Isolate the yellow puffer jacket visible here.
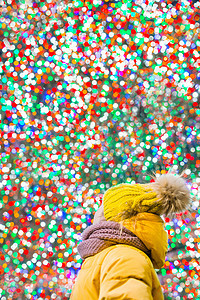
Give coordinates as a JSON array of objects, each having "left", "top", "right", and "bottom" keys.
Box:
[{"left": 70, "top": 213, "right": 168, "bottom": 300}]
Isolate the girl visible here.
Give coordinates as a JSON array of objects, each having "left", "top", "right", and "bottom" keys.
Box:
[{"left": 71, "top": 173, "right": 190, "bottom": 299}]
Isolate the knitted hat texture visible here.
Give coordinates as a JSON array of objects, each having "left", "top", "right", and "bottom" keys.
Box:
[{"left": 103, "top": 173, "right": 191, "bottom": 221}]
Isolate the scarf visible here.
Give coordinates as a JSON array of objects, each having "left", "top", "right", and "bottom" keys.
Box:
[{"left": 78, "top": 221, "right": 151, "bottom": 260}]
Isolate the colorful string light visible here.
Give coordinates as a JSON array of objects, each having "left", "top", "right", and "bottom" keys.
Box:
[{"left": 0, "top": 0, "right": 199, "bottom": 299}]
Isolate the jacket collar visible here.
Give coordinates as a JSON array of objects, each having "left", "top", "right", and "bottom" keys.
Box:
[{"left": 122, "top": 212, "right": 168, "bottom": 269}]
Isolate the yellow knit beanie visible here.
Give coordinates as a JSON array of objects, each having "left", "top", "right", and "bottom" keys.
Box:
[{"left": 103, "top": 173, "right": 191, "bottom": 221}]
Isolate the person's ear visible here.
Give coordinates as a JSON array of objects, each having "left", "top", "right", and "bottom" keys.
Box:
[{"left": 93, "top": 204, "right": 106, "bottom": 224}]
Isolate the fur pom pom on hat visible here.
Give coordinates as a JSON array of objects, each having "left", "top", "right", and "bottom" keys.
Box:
[
  {"left": 149, "top": 173, "right": 191, "bottom": 216},
  {"left": 103, "top": 173, "right": 191, "bottom": 221}
]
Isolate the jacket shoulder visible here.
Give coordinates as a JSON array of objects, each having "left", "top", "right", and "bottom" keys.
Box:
[
  {"left": 100, "top": 245, "right": 153, "bottom": 283},
  {"left": 101, "top": 245, "right": 163, "bottom": 299},
  {"left": 104, "top": 244, "right": 153, "bottom": 268}
]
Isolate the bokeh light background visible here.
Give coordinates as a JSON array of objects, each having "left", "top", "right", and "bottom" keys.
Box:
[{"left": 0, "top": 0, "right": 200, "bottom": 299}]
